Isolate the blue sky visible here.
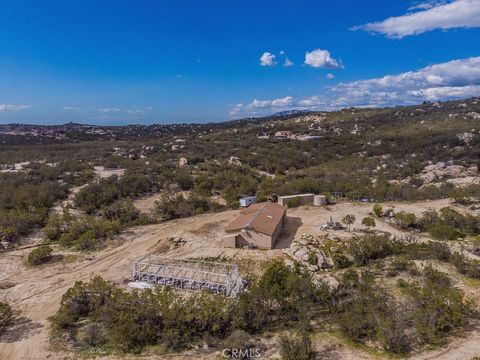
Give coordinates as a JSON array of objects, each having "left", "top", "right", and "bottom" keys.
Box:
[{"left": 0, "top": 0, "right": 479, "bottom": 124}]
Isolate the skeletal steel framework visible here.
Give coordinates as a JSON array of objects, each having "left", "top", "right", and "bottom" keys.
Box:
[{"left": 131, "top": 255, "right": 245, "bottom": 297}]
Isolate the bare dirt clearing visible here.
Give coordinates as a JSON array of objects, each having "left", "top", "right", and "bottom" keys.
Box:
[
  {"left": 93, "top": 166, "right": 125, "bottom": 179},
  {"left": 133, "top": 193, "right": 162, "bottom": 214},
  {"left": 0, "top": 199, "right": 479, "bottom": 359}
]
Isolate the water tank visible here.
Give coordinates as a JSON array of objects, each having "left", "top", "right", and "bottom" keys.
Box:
[{"left": 314, "top": 195, "right": 327, "bottom": 206}]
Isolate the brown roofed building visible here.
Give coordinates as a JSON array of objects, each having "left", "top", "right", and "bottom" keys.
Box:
[{"left": 223, "top": 202, "right": 286, "bottom": 249}]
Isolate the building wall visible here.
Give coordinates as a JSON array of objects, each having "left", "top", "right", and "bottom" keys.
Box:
[
  {"left": 237, "top": 230, "right": 271, "bottom": 249},
  {"left": 278, "top": 194, "right": 314, "bottom": 207},
  {"left": 270, "top": 213, "right": 285, "bottom": 247},
  {"left": 223, "top": 234, "right": 238, "bottom": 248}
]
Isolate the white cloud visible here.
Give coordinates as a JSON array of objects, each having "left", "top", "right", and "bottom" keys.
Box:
[
  {"left": 326, "top": 73, "right": 335, "bottom": 79},
  {"left": 407, "top": 84, "right": 480, "bottom": 100},
  {"left": 408, "top": 1, "right": 449, "bottom": 11},
  {"left": 230, "top": 56, "right": 480, "bottom": 116},
  {"left": 0, "top": 104, "right": 31, "bottom": 112},
  {"left": 304, "top": 49, "right": 343, "bottom": 69},
  {"left": 99, "top": 107, "right": 121, "bottom": 113},
  {"left": 62, "top": 106, "right": 80, "bottom": 111},
  {"left": 284, "top": 57, "right": 294, "bottom": 67},
  {"left": 126, "top": 106, "right": 153, "bottom": 116},
  {"left": 259, "top": 52, "right": 277, "bottom": 66},
  {"left": 229, "top": 96, "right": 294, "bottom": 116},
  {"left": 126, "top": 108, "right": 146, "bottom": 115},
  {"left": 353, "top": 0, "right": 480, "bottom": 38},
  {"left": 271, "top": 96, "right": 294, "bottom": 107}
]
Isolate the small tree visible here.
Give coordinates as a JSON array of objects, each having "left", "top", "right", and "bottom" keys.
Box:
[
  {"left": 342, "top": 214, "right": 356, "bottom": 231},
  {"left": 279, "top": 330, "right": 313, "bottom": 360},
  {"left": 394, "top": 211, "right": 417, "bottom": 230},
  {"left": 0, "top": 301, "right": 12, "bottom": 329},
  {"left": 362, "top": 217, "right": 375, "bottom": 230},
  {"left": 27, "top": 246, "right": 53, "bottom": 266},
  {"left": 373, "top": 203, "right": 383, "bottom": 217}
]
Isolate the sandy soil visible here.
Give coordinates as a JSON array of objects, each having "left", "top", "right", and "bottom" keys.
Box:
[
  {"left": 134, "top": 193, "right": 162, "bottom": 214},
  {"left": 0, "top": 162, "right": 30, "bottom": 173},
  {"left": 51, "top": 185, "right": 86, "bottom": 216},
  {"left": 93, "top": 166, "right": 125, "bottom": 179},
  {"left": 0, "top": 199, "right": 478, "bottom": 360}
]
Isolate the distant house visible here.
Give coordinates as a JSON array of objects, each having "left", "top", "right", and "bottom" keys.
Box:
[
  {"left": 239, "top": 196, "right": 256, "bottom": 207},
  {"left": 274, "top": 131, "right": 292, "bottom": 140},
  {"left": 223, "top": 202, "right": 286, "bottom": 249}
]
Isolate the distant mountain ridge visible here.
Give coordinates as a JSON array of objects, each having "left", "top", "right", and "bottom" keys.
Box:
[{"left": 272, "top": 110, "right": 311, "bottom": 117}]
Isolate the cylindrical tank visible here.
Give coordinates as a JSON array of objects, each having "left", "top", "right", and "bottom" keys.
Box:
[{"left": 314, "top": 195, "right": 327, "bottom": 206}]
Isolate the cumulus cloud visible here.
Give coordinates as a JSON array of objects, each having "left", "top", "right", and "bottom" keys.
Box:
[
  {"left": 304, "top": 49, "right": 343, "bottom": 69},
  {"left": 0, "top": 104, "right": 31, "bottom": 112},
  {"left": 259, "top": 52, "right": 277, "bottom": 66},
  {"left": 326, "top": 73, "right": 335, "bottom": 79},
  {"left": 229, "top": 96, "right": 294, "bottom": 116},
  {"left": 353, "top": 0, "right": 480, "bottom": 38},
  {"left": 230, "top": 56, "right": 480, "bottom": 116},
  {"left": 407, "top": 85, "right": 480, "bottom": 100}
]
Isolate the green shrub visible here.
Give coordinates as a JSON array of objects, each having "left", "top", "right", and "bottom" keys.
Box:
[
  {"left": 394, "top": 211, "right": 417, "bottom": 230},
  {"left": 372, "top": 203, "right": 383, "bottom": 217},
  {"left": 307, "top": 252, "right": 317, "bottom": 265},
  {"left": 27, "top": 246, "right": 53, "bottom": 266},
  {"left": 279, "top": 330, "right": 313, "bottom": 360},
  {"left": 337, "top": 271, "right": 409, "bottom": 354},
  {"left": 103, "top": 199, "right": 141, "bottom": 225},
  {"left": 286, "top": 197, "right": 302, "bottom": 208},
  {"left": 387, "top": 256, "right": 418, "bottom": 277},
  {"left": 427, "top": 223, "right": 462, "bottom": 240},
  {"left": 361, "top": 217, "right": 375, "bottom": 229},
  {"left": 153, "top": 192, "right": 214, "bottom": 220},
  {"left": 0, "top": 302, "right": 12, "bottom": 329},
  {"left": 341, "top": 214, "right": 356, "bottom": 230},
  {"left": 44, "top": 211, "right": 121, "bottom": 250},
  {"left": 223, "top": 329, "right": 252, "bottom": 352},
  {"left": 403, "top": 267, "right": 472, "bottom": 343},
  {"left": 346, "top": 234, "right": 395, "bottom": 265},
  {"left": 332, "top": 253, "right": 352, "bottom": 269},
  {"left": 449, "top": 252, "right": 480, "bottom": 279}
]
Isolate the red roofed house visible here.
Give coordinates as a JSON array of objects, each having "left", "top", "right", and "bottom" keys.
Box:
[{"left": 223, "top": 202, "right": 286, "bottom": 249}]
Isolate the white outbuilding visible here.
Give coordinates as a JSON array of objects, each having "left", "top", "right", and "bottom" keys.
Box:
[{"left": 239, "top": 196, "right": 257, "bottom": 207}]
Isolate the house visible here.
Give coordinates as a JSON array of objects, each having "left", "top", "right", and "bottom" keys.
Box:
[
  {"left": 239, "top": 196, "right": 256, "bottom": 207},
  {"left": 223, "top": 202, "right": 286, "bottom": 249},
  {"left": 274, "top": 131, "right": 292, "bottom": 140}
]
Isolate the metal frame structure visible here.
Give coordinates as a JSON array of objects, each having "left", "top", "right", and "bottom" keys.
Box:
[{"left": 131, "top": 255, "right": 244, "bottom": 297}]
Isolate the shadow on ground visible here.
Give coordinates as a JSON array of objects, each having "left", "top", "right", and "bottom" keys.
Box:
[
  {"left": 0, "top": 316, "right": 43, "bottom": 343},
  {"left": 275, "top": 216, "right": 303, "bottom": 249}
]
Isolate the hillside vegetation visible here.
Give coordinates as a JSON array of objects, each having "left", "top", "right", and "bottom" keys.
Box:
[{"left": 1, "top": 98, "right": 480, "bottom": 248}]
